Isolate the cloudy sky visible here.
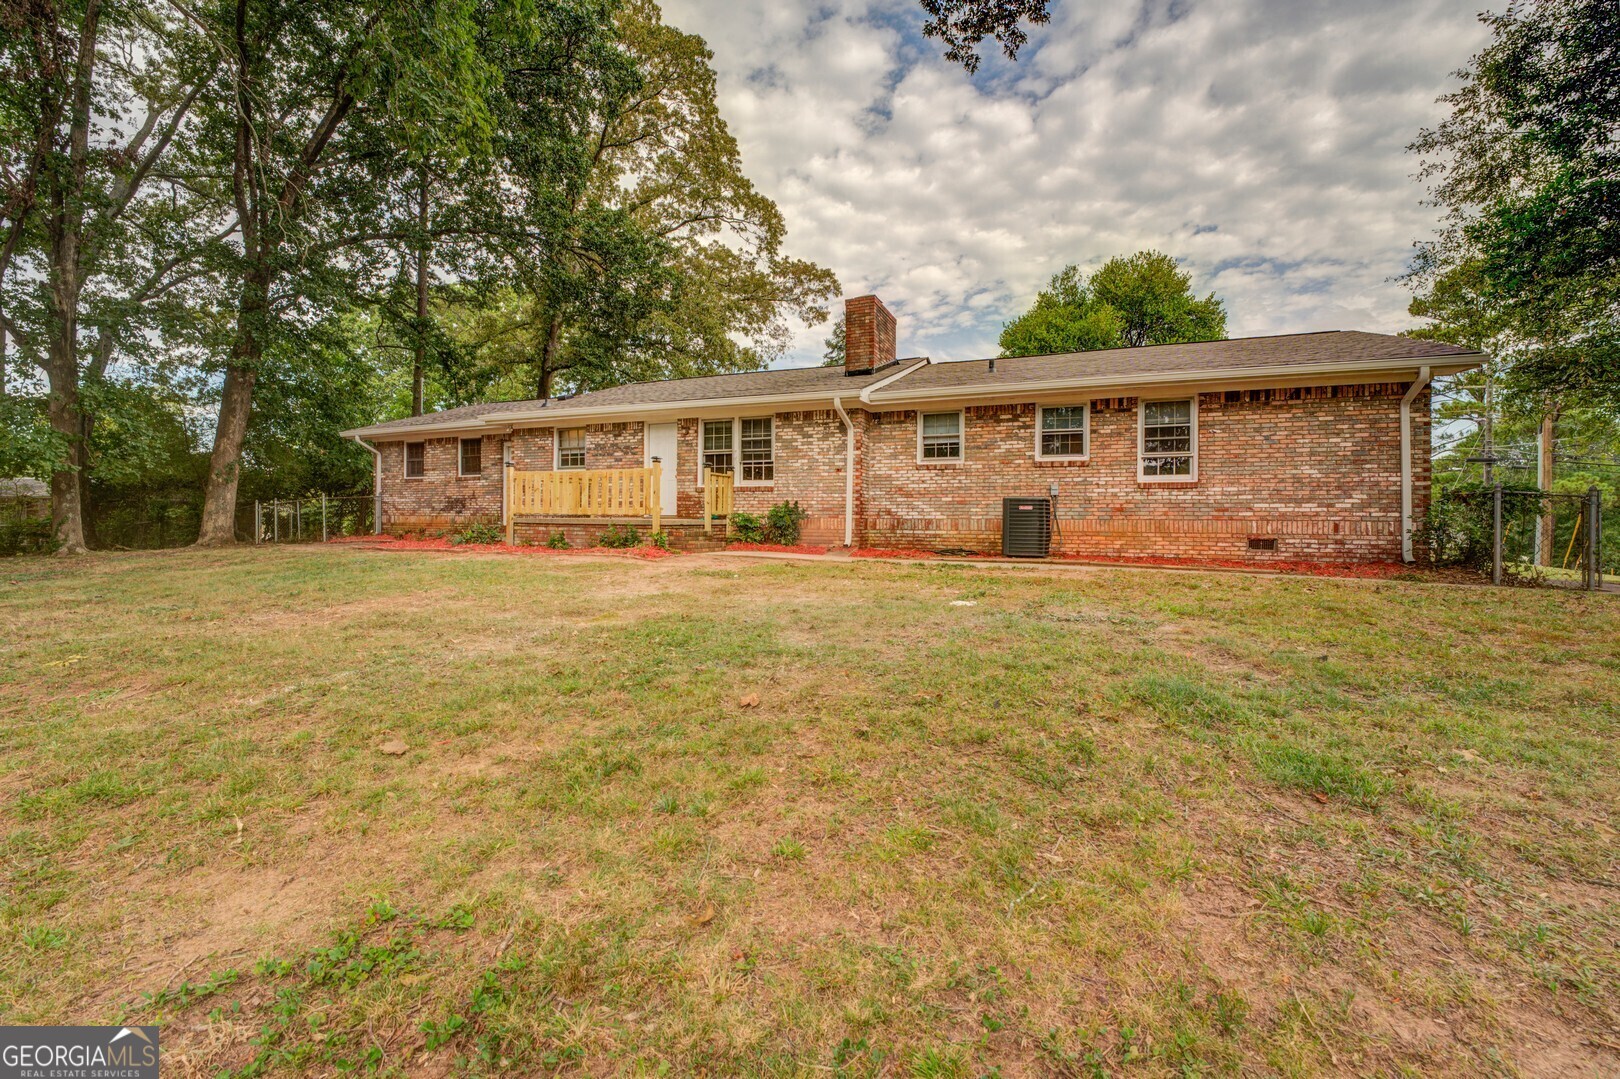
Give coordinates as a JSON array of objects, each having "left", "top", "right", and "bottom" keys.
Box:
[{"left": 658, "top": 0, "right": 1490, "bottom": 367}]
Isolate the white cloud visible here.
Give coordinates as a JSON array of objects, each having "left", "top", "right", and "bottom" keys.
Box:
[{"left": 660, "top": 0, "right": 1490, "bottom": 364}]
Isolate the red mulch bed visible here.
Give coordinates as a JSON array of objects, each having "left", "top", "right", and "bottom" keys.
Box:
[
  {"left": 329, "top": 535, "right": 675, "bottom": 560},
  {"left": 723, "top": 542, "right": 830, "bottom": 555}
]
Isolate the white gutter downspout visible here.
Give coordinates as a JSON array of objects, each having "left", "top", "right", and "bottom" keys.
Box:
[
  {"left": 1400, "top": 365, "right": 1432, "bottom": 563},
  {"left": 350, "top": 435, "right": 383, "bottom": 535},
  {"left": 832, "top": 397, "right": 855, "bottom": 547}
]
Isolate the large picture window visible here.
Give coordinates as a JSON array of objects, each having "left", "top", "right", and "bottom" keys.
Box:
[
  {"left": 556, "top": 428, "right": 586, "bottom": 470},
  {"left": 1036, "top": 405, "right": 1088, "bottom": 459},
  {"left": 919, "top": 411, "right": 963, "bottom": 461},
  {"left": 404, "top": 442, "right": 426, "bottom": 478},
  {"left": 1139, "top": 398, "right": 1197, "bottom": 480}
]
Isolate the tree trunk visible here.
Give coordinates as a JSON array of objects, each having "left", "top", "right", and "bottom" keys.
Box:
[
  {"left": 196, "top": 267, "right": 269, "bottom": 545},
  {"left": 41, "top": 0, "right": 100, "bottom": 555},
  {"left": 1538, "top": 411, "right": 1556, "bottom": 566},
  {"left": 412, "top": 174, "right": 429, "bottom": 416},
  {"left": 537, "top": 316, "right": 561, "bottom": 399},
  {"left": 45, "top": 358, "right": 88, "bottom": 554},
  {"left": 197, "top": 364, "right": 256, "bottom": 544}
]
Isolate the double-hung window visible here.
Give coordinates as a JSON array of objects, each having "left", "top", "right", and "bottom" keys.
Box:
[
  {"left": 458, "top": 437, "right": 482, "bottom": 476},
  {"left": 556, "top": 428, "right": 586, "bottom": 470},
  {"left": 1036, "top": 405, "right": 1088, "bottom": 459},
  {"left": 703, "top": 418, "right": 774, "bottom": 482},
  {"left": 739, "top": 418, "right": 774, "bottom": 482},
  {"left": 404, "top": 442, "right": 426, "bottom": 478},
  {"left": 702, "top": 420, "right": 734, "bottom": 475},
  {"left": 1139, "top": 398, "right": 1197, "bottom": 480},
  {"left": 919, "top": 411, "right": 963, "bottom": 461}
]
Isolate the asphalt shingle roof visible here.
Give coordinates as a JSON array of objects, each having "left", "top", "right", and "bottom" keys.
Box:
[
  {"left": 876, "top": 331, "right": 1478, "bottom": 397},
  {"left": 345, "top": 331, "right": 1479, "bottom": 437},
  {"left": 346, "top": 360, "right": 920, "bottom": 436}
]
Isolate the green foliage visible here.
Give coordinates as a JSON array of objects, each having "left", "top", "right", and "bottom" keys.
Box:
[
  {"left": 919, "top": 0, "right": 1052, "bottom": 74},
  {"left": 822, "top": 315, "right": 845, "bottom": 367},
  {"left": 999, "top": 252, "right": 1225, "bottom": 357},
  {"left": 728, "top": 511, "right": 765, "bottom": 543},
  {"left": 1410, "top": 0, "right": 1620, "bottom": 411},
  {"left": 0, "top": 396, "right": 64, "bottom": 481},
  {"left": 449, "top": 522, "right": 505, "bottom": 546},
  {"left": 0, "top": 518, "right": 58, "bottom": 557},
  {"left": 1416, "top": 479, "right": 1544, "bottom": 574},
  {"left": 647, "top": 529, "right": 670, "bottom": 550},
  {"left": 764, "top": 500, "right": 808, "bottom": 545},
  {"left": 595, "top": 523, "right": 641, "bottom": 548},
  {"left": 999, "top": 265, "right": 1123, "bottom": 357},
  {"left": 545, "top": 530, "right": 571, "bottom": 550},
  {"left": 1089, "top": 252, "right": 1228, "bottom": 348}
]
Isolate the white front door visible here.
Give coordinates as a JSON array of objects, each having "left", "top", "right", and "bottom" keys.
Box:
[{"left": 644, "top": 423, "right": 679, "bottom": 516}]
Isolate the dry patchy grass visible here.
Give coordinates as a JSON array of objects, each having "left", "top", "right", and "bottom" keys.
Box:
[{"left": 0, "top": 546, "right": 1617, "bottom": 1077}]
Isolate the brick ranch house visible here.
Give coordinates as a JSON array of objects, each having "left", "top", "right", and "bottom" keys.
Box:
[{"left": 343, "top": 295, "right": 1483, "bottom": 562}]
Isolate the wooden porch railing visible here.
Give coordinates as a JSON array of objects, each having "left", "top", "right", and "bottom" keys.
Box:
[
  {"left": 702, "top": 468, "right": 734, "bottom": 534},
  {"left": 505, "top": 464, "right": 661, "bottom": 543}
]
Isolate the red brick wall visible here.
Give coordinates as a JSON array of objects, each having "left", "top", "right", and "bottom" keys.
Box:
[
  {"left": 857, "top": 384, "right": 1426, "bottom": 562},
  {"left": 844, "top": 295, "right": 896, "bottom": 375},
  {"left": 376, "top": 383, "right": 1427, "bottom": 562},
  {"left": 378, "top": 434, "right": 504, "bottom": 533},
  {"left": 673, "top": 411, "right": 853, "bottom": 543}
]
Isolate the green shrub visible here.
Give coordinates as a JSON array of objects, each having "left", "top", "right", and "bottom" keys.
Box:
[
  {"left": 648, "top": 530, "right": 670, "bottom": 550},
  {"left": 0, "top": 518, "right": 58, "bottom": 557},
  {"left": 1416, "top": 479, "right": 1542, "bottom": 574},
  {"left": 448, "top": 521, "right": 504, "bottom": 546},
  {"left": 545, "top": 530, "right": 571, "bottom": 550},
  {"left": 765, "top": 500, "right": 808, "bottom": 545},
  {"left": 729, "top": 511, "right": 765, "bottom": 543},
  {"left": 596, "top": 523, "right": 641, "bottom": 548}
]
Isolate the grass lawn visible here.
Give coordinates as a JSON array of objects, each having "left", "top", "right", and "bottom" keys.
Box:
[{"left": 1, "top": 547, "right": 1617, "bottom": 1077}]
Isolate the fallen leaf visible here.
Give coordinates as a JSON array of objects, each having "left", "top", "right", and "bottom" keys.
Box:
[
  {"left": 691, "top": 904, "right": 716, "bottom": 926},
  {"left": 738, "top": 694, "right": 760, "bottom": 709},
  {"left": 379, "top": 739, "right": 409, "bottom": 756},
  {"left": 1312, "top": 792, "right": 1329, "bottom": 804}
]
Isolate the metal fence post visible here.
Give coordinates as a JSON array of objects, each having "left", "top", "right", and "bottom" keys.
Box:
[
  {"left": 1492, "top": 482, "right": 1503, "bottom": 586},
  {"left": 272, "top": 499, "right": 279, "bottom": 543},
  {"left": 254, "top": 501, "right": 262, "bottom": 544},
  {"left": 1589, "top": 486, "right": 1601, "bottom": 592}
]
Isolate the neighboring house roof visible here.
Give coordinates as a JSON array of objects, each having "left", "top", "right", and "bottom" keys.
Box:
[
  {"left": 0, "top": 476, "right": 49, "bottom": 500},
  {"left": 342, "top": 331, "right": 1482, "bottom": 439}
]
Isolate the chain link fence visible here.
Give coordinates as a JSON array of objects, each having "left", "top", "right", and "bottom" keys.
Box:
[
  {"left": 251, "top": 495, "right": 376, "bottom": 544},
  {"left": 1429, "top": 484, "right": 1608, "bottom": 589}
]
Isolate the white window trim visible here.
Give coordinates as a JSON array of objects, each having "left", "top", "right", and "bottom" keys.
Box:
[
  {"left": 555, "top": 427, "right": 587, "bottom": 471},
  {"left": 1137, "top": 396, "right": 1198, "bottom": 482},
  {"left": 403, "top": 441, "right": 426, "bottom": 479},
  {"left": 1034, "top": 403, "right": 1090, "bottom": 462},
  {"left": 698, "top": 416, "right": 775, "bottom": 486},
  {"left": 916, "top": 409, "right": 965, "bottom": 464},
  {"left": 457, "top": 436, "right": 483, "bottom": 478}
]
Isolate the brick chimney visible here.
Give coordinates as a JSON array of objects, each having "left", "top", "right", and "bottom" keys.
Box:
[{"left": 844, "top": 295, "right": 896, "bottom": 376}]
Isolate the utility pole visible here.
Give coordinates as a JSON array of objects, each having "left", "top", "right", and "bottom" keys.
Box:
[
  {"left": 1538, "top": 411, "right": 1556, "bottom": 566},
  {"left": 1467, "top": 369, "right": 1499, "bottom": 484}
]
